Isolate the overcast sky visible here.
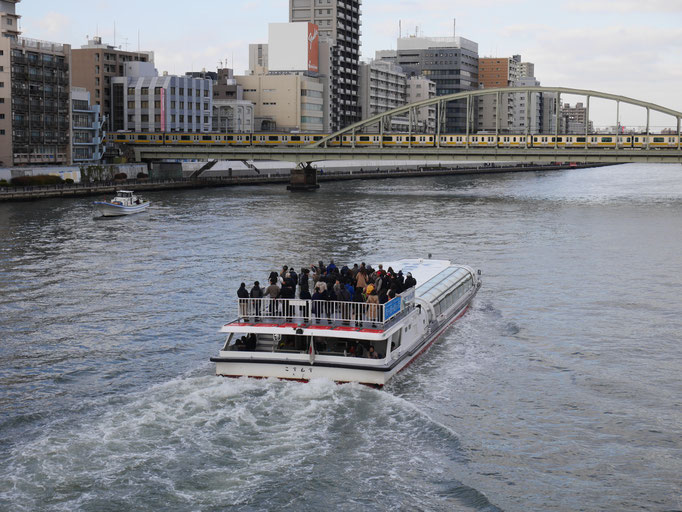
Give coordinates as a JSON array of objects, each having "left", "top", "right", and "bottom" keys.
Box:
[{"left": 18, "top": 0, "right": 682, "bottom": 128}]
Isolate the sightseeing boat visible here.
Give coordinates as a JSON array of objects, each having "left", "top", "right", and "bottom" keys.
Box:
[
  {"left": 211, "top": 259, "right": 482, "bottom": 387},
  {"left": 93, "top": 190, "right": 150, "bottom": 217}
]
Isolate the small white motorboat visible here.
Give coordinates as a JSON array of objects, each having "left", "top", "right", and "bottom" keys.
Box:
[{"left": 93, "top": 190, "right": 150, "bottom": 217}]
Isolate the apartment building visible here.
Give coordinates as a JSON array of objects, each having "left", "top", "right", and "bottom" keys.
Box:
[
  {"left": 395, "top": 35, "right": 479, "bottom": 133},
  {"left": 406, "top": 75, "right": 436, "bottom": 133},
  {"left": 111, "top": 62, "right": 213, "bottom": 132},
  {"left": 71, "top": 87, "right": 104, "bottom": 163},
  {"left": 289, "top": 0, "right": 362, "bottom": 131},
  {"left": 358, "top": 59, "right": 408, "bottom": 132},
  {"left": 0, "top": 0, "right": 72, "bottom": 167},
  {"left": 71, "top": 36, "right": 154, "bottom": 130}
]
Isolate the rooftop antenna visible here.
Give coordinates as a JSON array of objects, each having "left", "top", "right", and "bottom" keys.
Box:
[
  {"left": 113, "top": 21, "right": 116, "bottom": 48},
  {"left": 399, "top": 20, "right": 401, "bottom": 39},
  {"left": 453, "top": 18, "right": 456, "bottom": 38}
]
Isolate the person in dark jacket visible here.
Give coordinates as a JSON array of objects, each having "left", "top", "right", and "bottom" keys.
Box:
[
  {"left": 238, "top": 283, "right": 249, "bottom": 319},
  {"left": 403, "top": 272, "right": 417, "bottom": 290},
  {"left": 250, "top": 281, "right": 264, "bottom": 319}
]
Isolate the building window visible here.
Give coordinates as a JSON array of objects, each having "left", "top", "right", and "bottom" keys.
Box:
[
  {"left": 141, "top": 87, "right": 149, "bottom": 95},
  {"left": 0, "top": 130, "right": 5, "bottom": 135},
  {"left": 141, "top": 114, "right": 149, "bottom": 122},
  {"left": 141, "top": 101, "right": 148, "bottom": 108},
  {"left": 128, "top": 87, "right": 135, "bottom": 95},
  {"left": 154, "top": 87, "right": 162, "bottom": 95}
]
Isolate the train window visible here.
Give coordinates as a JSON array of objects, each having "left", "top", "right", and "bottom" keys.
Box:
[
  {"left": 202, "top": 135, "right": 212, "bottom": 141},
  {"left": 653, "top": 137, "right": 664, "bottom": 143},
  {"left": 601, "top": 137, "right": 612, "bottom": 143},
  {"left": 268, "top": 136, "right": 279, "bottom": 141},
  {"left": 626, "top": 137, "right": 631, "bottom": 142},
  {"left": 359, "top": 136, "right": 369, "bottom": 142},
  {"left": 313, "top": 136, "right": 323, "bottom": 141},
  {"left": 634, "top": 137, "right": 639, "bottom": 142},
  {"left": 138, "top": 135, "right": 148, "bottom": 140},
  {"left": 577, "top": 137, "right": 586, "bottom": 142},
  {"left": 382, "top": 136, "right": 393, "bottom": 142},
  {"left": 557, "top": 137, "right": 563, "bottom": 142},
  {"left": 427, "top": 137, "right": 433, "bottom": 141},
  {"left": 115, "top": 135, "right": 126, "bottom": 141},
  {"left": 487, "top": 137, "right": 494, "bottom": 142},
  {"left": 226, "top": 136, "right": 234, "bottom": 141},
  {"left": 533, "top": 137, "right": 538, "bottom": 142},
  {"left": 180, "top": 135, "right": 190, "bottom": 141},
  {"left": 290, "top": 136, "right": 301, "bottom": 141}
]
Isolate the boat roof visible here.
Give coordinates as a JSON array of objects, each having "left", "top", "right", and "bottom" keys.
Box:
[{"left": 116, "top": 190, "right": 134, "bottom": 194}]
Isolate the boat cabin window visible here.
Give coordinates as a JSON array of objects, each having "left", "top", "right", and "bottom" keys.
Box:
[{"left": 313, "top": 336, "right": 387, "bottom": 359}]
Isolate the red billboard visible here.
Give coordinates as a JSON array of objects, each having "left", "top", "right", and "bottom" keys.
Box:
[{"left": 308, "top": 23, "right": 319, "bottom": 73}]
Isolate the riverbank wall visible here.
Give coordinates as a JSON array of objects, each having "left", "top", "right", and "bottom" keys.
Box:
[{"left": 0, "top": 162, "right": 615, "bottom": 202}]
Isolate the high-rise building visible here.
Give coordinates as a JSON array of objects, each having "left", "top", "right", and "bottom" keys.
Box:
[
  {"left": 406, "top": 75, "right": 437, "bottom": 133},
  {"left": 111, "top": 62, "right": 213, "bottom": 133},
  {"left": 248, "top": 44, "right": 268, "bottom": 75},
  {"left": 478, "top": 55, "right": 521, "bottom": 89},
  {"left": 71, "top": 37, "right": 154, "bottom": 130},
  {"left": 395, "top": 35, "right": 479, "bottom": 133},
  {"left": 1, "top": 0, "right": 73, "bottom": 166},
  {"left": 358, "top": 59, "right": 408, "bottom": 132},
  {"left": 289, "top": 0, "right": 361, "bottom": 131}
]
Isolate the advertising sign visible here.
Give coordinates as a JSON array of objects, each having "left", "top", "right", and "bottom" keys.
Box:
[{"left": 308, "top": 23, "right": 319, "bottom": 73}]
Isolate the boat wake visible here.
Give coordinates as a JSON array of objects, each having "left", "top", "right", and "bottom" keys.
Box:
[{"left": 0, "top": 372, "right": 502, "bottom": 511}]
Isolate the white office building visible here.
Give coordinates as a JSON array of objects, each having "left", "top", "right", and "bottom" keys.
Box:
[{"left": 111, "top": 62, "right": 213, "bottom": 132}]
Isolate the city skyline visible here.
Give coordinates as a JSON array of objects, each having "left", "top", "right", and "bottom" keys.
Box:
[{"left": 15, "top": 0, "right": 682, "bottom": 128}]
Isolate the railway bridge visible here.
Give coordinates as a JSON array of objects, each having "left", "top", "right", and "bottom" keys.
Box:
[{"left": 130, "top": 87, "right": 682, "bottom": 166}]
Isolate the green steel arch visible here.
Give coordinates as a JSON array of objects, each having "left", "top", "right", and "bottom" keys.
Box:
[{"left": 310, "top": 86, "right": 682, "bottom": 148}]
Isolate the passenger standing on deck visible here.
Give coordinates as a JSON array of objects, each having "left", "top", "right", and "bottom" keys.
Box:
[
  {"left": 288, "top": 267, "right": 298, "bottom": 294},
  {"left": 366, "top": 285, "right": 379, "bottom": 322},
  {"left": 299, "top": 268, "right": 310, "bottom": 298},
  {"left": 280, "top": 273, "right": 296, "bottom": 320},
  {"left": 404, "top": 272, "right": 417, "bottom": 290},
  {"left": 311, "top": 286, "right": 324, "bottom": 322},
  {"left": 250, "top": 281, "right": 264, "bottom": 319},
  {"left": 265, "top": 278, "right": 280, "bottom": 316},
  {"left": 238, "top": 282, "right": 249, "bottom": 319},
  {"left": 356, "top": 268, "right": 368, "bottom": 292}
]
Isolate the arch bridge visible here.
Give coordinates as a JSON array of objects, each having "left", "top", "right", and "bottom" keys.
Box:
[{"left": 133, "top": 87, "right": 682, "bottom": 164}]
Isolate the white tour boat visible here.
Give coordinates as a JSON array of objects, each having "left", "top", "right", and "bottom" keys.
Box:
[
  {"left": 211, "top": 259, "right": 482, "bottom": 387},
  {"left": 93, "top": 190, "right": 150, "bottom": 217}
]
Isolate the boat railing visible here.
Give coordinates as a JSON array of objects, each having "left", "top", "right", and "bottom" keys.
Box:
[{"left": 237, "top": 289, "right": 414, "bottom": 327}]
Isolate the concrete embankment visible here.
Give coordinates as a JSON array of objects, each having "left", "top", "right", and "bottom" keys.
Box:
[{"left": 0, "top": 162, "right": 614, "bottom": 202}]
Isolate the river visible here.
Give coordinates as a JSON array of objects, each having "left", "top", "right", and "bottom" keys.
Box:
[{"left": 0, "top": 163, "right": 680, "bottom": 511}]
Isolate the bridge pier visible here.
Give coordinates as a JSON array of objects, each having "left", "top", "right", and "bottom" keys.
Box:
[{"left": 287, "top": 163, "right": 320, "bottom": 191}]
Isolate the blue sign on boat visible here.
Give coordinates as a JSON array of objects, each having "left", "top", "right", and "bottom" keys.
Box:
[{"left": 384, "top": 296, "right": 402, "bottom": 321}]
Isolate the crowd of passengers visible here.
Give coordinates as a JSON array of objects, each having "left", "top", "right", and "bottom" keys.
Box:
[{"left": 237, "top": 260, "right": 417, "bottom": 319}]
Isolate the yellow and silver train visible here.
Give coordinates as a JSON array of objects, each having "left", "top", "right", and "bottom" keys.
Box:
[{"left": 111, "top": 132, "right": 682, "bottom": 149}]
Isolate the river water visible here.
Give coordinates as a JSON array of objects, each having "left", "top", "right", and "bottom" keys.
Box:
[{"left": 0, "top": 163, "right": 680, "bottom": 511}]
